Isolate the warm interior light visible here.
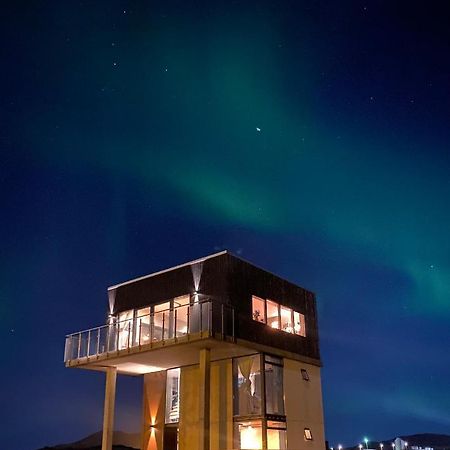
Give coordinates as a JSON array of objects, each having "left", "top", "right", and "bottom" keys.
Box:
[{"left": 240, "top": 425, "right": 262, "bottom": 449}]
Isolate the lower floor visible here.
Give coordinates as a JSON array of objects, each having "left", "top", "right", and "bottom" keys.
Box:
[{"left": 139, "top": 350, "right": 325, "bottom": 450}]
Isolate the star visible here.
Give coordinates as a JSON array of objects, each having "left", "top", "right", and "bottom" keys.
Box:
[{"left": 256, "top": 127, "right": 261, "bottom": 132}]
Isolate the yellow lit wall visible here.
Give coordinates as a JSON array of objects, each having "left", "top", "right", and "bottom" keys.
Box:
[
  {"left": 179, "top": 365, "right": 201, "bottom": 450},
  {"left": 284, "top": 359, "right": 325, "bottom": 450},
  {"left": 210, "top": 359, "right": 233, "bottom": 450}
]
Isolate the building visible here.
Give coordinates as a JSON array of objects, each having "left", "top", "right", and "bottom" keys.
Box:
[{"left": 64, "top": 251, "right": 326, "bottom": 450}]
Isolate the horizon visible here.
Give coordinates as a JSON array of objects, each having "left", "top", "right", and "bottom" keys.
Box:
[{"left": 2, "top": 1, "right": 450, "bottom": 449}]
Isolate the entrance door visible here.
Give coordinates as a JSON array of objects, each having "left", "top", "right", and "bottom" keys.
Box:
[{"left": 163, "top": 426, "right": 178, "bottom": 450}]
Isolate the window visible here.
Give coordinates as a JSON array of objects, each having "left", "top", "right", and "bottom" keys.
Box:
[
  {"left": 252, "top": 296, "right": 266, "bottom": 323},
  {"left": 266, "top": 301, "right": 280, "bottom": 329},
  {"left": 267, "top": 421, "right": 287, "bottom": 450},
  {"left": 251, "top": 296, "right": 306, "bottom": 337},
  {"left": 118, "top": 309, "right": 134, "bottom": 349},
  {"left": 234, "top": 355, "right": 262, "bottom": 416},
  {"left": 136, "top": 307, "right": 150, "bottom": 344},
  {"left": 154, "top": 301, "right": 171, "bottom": 340},
  {"left": 173, "top": 295, "right": 190, "bottom": 336},
  {"left": 294, "top": 311, "right": 306, "bottom": 337},
  {"left": 280, "top": 306, "right": 293, "bottom": 333},
  {"left": 301, "top": 369, "right": 310, "bottom": 381},
  {"left": 264, "top": 356, "right": 284, "bottom": 415},
  {"left": 304, "top": 428, "right": 313, "bottom": 440},
  {"left": 165, "top": 368, "right": 180, "bottom": 423},
  {"left": 235, "top": 420, "right": 263, "bottom": 450},
  {"left": 234, "top": 354, "right": 287, "bottom": 449}
]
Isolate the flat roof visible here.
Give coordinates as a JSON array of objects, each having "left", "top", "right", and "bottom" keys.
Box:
[
  {"left": 107, "top": 250, "right": 315, "bottom": 295},
  {"left": 107, "top": 250, "right": 228, "bottom": 291}
]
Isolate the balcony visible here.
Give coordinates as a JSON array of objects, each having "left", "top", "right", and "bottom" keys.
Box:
[{"left": 64, "top": 300, "right": 235, "bottom": 368}]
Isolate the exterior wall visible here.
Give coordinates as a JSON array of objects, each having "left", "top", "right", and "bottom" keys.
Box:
[
  {"left": 108, "top": 252, "right": 320, "bottom": 363},
  {"left": 142, "top": 371, "right": 166, "bottom": 450},
  {"left": 179, "top": 365, "right": 200, "bottom": 450},
  {"left": 226, "top": 255, "right": 320, "bottom": 361},
  {"left": 111, "top": 254, "right": 229, "bottom": 314},
  {"left": 179, "top": 360, "right": 233, "bottom": 450},
  {"left": 284, "top": 359, "right": 325, "bottom": 450},
  {"left": 210, "top": 359, "right": 233, "bottom": 450}
]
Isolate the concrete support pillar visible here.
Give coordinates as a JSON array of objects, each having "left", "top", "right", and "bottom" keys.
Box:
[
  {"left": 102, "top": 367, "right": 117, "bottom": 450},
  {"left": 199, "top": 348, "right": 211, "bottom": 450}
]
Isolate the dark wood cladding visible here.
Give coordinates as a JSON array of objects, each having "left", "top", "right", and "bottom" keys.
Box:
[
  {"left": 224, "top": 254, "right": 320, "bottom": 361},
  {"left": 109, "top": 252, "right": 320, "bottom": 362},
  {"left": 111, "top": 254, "right": 229, "bottom": 313}
]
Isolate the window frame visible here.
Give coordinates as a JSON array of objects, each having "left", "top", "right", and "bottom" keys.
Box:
[
  {"left": 251, "top": 296, "right": 306, "bottom": 338},
  {"left": 304, "top": 428, "right": 313, "bottom": 441}
]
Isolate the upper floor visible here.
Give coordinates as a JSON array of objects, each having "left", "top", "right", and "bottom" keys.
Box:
[{"left": 64, "top": 251, "right": 321, "bottom": 372}]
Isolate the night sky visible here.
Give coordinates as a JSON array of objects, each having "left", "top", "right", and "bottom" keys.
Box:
[{"left": 2, "top": 1, "right": 450, "bottom": 449}]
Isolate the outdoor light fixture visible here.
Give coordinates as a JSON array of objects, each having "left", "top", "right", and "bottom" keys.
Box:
[
  {"left": 359, "top": 444, "right": 363, "bottom": 450},
  {"left": 364, "top": 438, "right": 369, "bottom": 449},
  {"left": 392, "top": 443, "right": 395, "bottom": 450},
  {"left": 380, "top": 444, "right": 384, "bottom": 450}
]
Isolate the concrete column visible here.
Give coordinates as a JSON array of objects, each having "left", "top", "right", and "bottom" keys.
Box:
[
  {"left": 102, "top": 367, "right": 117, "bottom": 450},
  {"left": 199, "top": 348, "right": 211, "bottom": 450}
]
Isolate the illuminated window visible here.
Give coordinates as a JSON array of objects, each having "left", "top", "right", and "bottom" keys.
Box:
[
  {"left": 235, "top": 420, "right": 263, "bottom": 450},
  {"left": 267, "top": 300, "right": 280, "bottom": 329},
  {"left": 252, "top": 296, "right": 266, "bottom": 323},
  {"left": 301, "top": 368, "right": 309, "bottom": 381},
  {"left": 173, "top": 295, "right": 190, "bottom": 336},
  {"left": 294, "top": 311, "right": 306, "bottom": 337},
  {"left": 250, "top": 296, "right": 306, "bottom": 337},
  {"left": 267, "top": 421, "right": 287, "bottom": 450},
  {"left": 304, "top": 428, "right": 313, "bottom": 440},
  {"left": 165, "top": 368, "right": 180, "bottom": 424},
  {"left": 136, "top": 307, "right": 150, "bottom": 344},
  {"left": 234, "top": 355, "right": 262, "bottom": 416},
  {"left": 118, "top": 309, "right": 134, "bottom": 349},
  {"left": 154, "top": 301, "right": 171, "bottom": 340},
  {"left": 280, "top": 306, "right": 293, "bottom": 333}
]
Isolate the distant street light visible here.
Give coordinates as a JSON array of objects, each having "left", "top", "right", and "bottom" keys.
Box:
[
  {"left": 338, "top": 444, "right": 342, "bottom": 450},
  {"left": 392, "top": 443, "right": 395, "bottom": 450},
  {"left": 405, "top": 443, "right": 408, "bottom": 450},
  {"left": 380, "top": 443, "right": 384, "bottom": 450},
  {"left": 365, "top": 438, "right": 369, "bottom": 449},
  {"left": 359, "top": 444, "right": 363, "bottom": 450}
]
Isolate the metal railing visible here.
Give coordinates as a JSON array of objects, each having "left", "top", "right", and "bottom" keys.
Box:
[{"left": 64, "top": 300, "right": 234, "bottom": 362}]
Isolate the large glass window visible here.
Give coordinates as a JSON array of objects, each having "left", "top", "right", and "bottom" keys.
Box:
[
  {"left": 154, "top": 301, "right": 171, "bottom": 340},
  {"left": 251, "top": 296, "right": 306, "bottom": 338},
  {"left": 118, "top": 309, "right": 134, "bottom": 349},
  {"left": 280, "top": 306, "right": 293, "bottom": 334},
  {"left": 252, "top": 296, "right": 266, "bottom": 323},
  {"left": 266, "top": 301, "right": 280, "bottom": 329},
  {"left": 173, "top": 295, "right": 190, "bottom": 336},
  {"left": 136, "top": 307, "right": 150, "bottom": 344},
  {"left": 294, "top": 311, "right": 306, "bottom": 337},
  {"left": 267, "top": 421, "right": 287, "bottom": 449},
  {"left": 234, "top": 355, "right": 262, "bottom": 416},
  {"left": 235, "top": 420, "right": 263, "bottom": 450},
  {"left": 264, "top": 356, "right": 284, "bottom": 415},
  {"left": 165, "top": 368, "right": 180, "bottom": 424}
]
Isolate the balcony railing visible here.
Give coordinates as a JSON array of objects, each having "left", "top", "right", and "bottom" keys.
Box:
[{"left": 64, "top": 300, "right": 234, "bottom": 362}]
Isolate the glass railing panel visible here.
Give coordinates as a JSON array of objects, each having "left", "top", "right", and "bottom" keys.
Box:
[
  {"left": 175, "top": 305, "right": 189, "bottom": 337},
  {"left": 64, "top": 300, "right": 231, "bottom": 362}
]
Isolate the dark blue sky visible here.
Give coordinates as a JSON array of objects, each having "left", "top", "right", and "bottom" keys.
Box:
[{"left": 1, "top": 1, "right": 450, "bottom": 449}]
